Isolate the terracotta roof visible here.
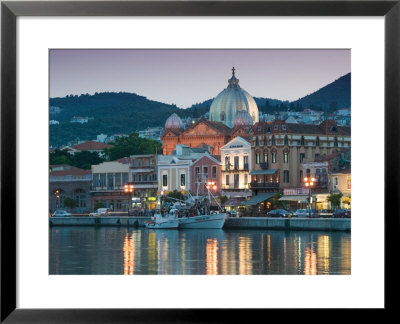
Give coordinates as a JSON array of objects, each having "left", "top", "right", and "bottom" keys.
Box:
[{"left": 69, "top": 141, "right": 114, "bottom": 151}]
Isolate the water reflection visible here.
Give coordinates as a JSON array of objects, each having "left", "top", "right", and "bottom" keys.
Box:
[{"left": 49, "top": 227, "right": 351, "bottom": 275}]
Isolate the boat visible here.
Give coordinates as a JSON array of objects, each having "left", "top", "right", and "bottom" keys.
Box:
[
  {"left": 179, "top": 212, "right": 227, "bottom": 229},
  {"left": 144, "top": 208, "right": 180, "bottom": 229}
]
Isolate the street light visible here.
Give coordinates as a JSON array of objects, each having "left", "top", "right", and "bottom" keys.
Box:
[
  {"left": 303, "top": 176, "right": 316, "bottom": 217},
  {"left": 124, "top": 183, "right": 134, "bottom": 212}
]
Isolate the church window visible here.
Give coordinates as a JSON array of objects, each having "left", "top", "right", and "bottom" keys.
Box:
[
  {"left": 220, "top": 112, "right": 225, "bottom": 121},
  {"left": 283, "top": 151, "right": 289, "bottom": 163},
  {"left": 255, "top": 137, "right": 259, "bottom": 146},
  {"left": 256, "top": 152, "right": 260, "bottom": 164},
  {"left": 264, "top": 137, "right": 267, "bottom": 145}
]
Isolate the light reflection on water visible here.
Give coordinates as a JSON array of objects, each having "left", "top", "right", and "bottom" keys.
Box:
[{"left": 49, "top": 227, "right": 351, "bottom": 275}]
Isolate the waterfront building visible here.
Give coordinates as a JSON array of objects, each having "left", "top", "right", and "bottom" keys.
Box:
[
  {"left": 91, "top": 155, "right": 158, "bottom": 211},
  {"left": 220, "top": 136, "right": 252, "bottom": 198},
  {"left": 250, "top": 119, "right": 351, "bottom": 197},
  {"left": 49, "top": 165, "right": 92, "bottom": 213},
  {"left": 190, "top": 154, "right": 222, "bottom": 197},
  {"left": 329, "top": 166, "right": 351, "bottom": 209},
  {"left": 157, "top": 155, "right": 192, "bottom": 194}
]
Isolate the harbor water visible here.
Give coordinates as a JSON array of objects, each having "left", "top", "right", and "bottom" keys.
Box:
[{"left": 49, "top": 226, "right": 351, "bottom": 275}]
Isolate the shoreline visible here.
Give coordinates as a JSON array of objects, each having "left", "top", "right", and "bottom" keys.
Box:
[{"left": 49, "top": 216, "right": 350, "bottom": 232}]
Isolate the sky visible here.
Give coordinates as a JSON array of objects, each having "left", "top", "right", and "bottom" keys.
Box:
[{"left": 50, "top": 49, "right": 350, "bottom": 108}]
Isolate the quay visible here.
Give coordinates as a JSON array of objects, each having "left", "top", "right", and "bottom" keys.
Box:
[{"left": 49, "top": 216, "right": 350, "bottom": 231}]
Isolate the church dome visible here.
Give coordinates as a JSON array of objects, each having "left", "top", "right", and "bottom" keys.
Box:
[
  {"left": 165, "top": 113, "right": 183, "bottom": 129},
  {"left": 209, "top": 68, "right": 259, "bottom": 128},
  {"left": 234, "top": 110, "right": 254, "bottom": 127}
]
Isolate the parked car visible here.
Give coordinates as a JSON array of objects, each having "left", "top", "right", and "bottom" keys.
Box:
[
  {"left": 89, "top": 208, "right": 110, "bottom": 217},
  {"left": 294, "top": 209, "right": 318, "bottom": 218},
  {"left": 333, "top": 209, "right": 351, "bottom": 218},
  {"left": 318, "top": 209, "right": 333, "bottom": 217},
  {"left": 267, "top": 209, "right": 291, "bottom": 218},
  {"left": 53, "top": 210, "right": 72, "bottom": 217}
]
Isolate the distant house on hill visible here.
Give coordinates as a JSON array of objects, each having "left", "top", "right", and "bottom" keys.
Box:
[
  {"left": 62, "top": 141, "right": 114, "bottom": 156},
  {"left": 70, "top": 116, "right": 89, "bottom": 124}
]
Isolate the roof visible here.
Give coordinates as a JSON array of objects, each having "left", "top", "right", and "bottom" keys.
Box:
[
  {"left": 249, "top": 169, "right": 279, "bottom": 175},
  {"left": 69, "top": 141, "right": 114, "bottom": 151},
  {"left": 113, "top": 157, "right": 133, "bottom": 165},
  {"left": 242, "top": 193, "right": 277, "bottom": 206},
  {"left": 50, "top": 165, "right": 91, "bottom": 176},
  {"left": 253, "top": 120, "right": 351, "bottom": 136}
]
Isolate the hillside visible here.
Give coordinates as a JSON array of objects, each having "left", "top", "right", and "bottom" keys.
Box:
[
  {"left": 292, "top": 73, "right": 351, "bottom": 110},
  {"left": 49, "top": 73, "right": 351, "bottom": 146}
]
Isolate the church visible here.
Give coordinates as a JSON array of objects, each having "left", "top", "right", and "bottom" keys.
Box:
[{"left": 161, "top": 68, "right": 259, "bottom": 156}]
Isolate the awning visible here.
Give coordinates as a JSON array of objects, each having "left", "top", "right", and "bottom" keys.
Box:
[
  {"left": 242, "top": 193, "right": 277, "bottom": 206},
  {"left": 279, "top": 195, "right": 310, "bottom": 203},
  {"left": 249, "top": 169, "right": 279, "bottom": 175},
  {"left": 223, "top": 197, "right": 246, "bottom": 207}
]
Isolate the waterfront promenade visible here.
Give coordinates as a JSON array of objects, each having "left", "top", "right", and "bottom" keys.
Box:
[{"left": 49, "top": 216, "right": 350, "bottom": 231}]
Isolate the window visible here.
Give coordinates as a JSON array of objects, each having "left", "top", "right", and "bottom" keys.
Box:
[
  {"left": 272, "top": 151, "right": 277, "bottom": 163},
  {"left": 93, "top": 174, "right": 99, "bottom": 187},
  {"left": 284, "top": 136, "right": 288, "bottom": 145},
  {"left": 244, "top": 174, "right": 248, "bottom": 186},
  {"left": 316, "top": 137, "right": 320, "bottom": 146},
  {"left": 75, "top": 189, "right": 86, "bottom": 208},
  {"left": 263, "top": 152, "right": 268, "bottom": 164},
  {"left": 100, "top": 173, "right": 106, "bottom": 186},
  {"left": 266, "top": 126, "right": 271, "bottom": 133},
  {"left": 180, "top": 173, "right": 186, "bottom": 187},
  {"left": 122, "top": 173, "right": 129, "bottom": 185},
  {"left": 234, "top": 156, "right": 239, "bottom": 170},
  {"left": 115, "top": 173, "right": 121, "bottom": 187},
  {"left": 257, "top": 126, "right": 262, "bottom": 131},
  {"left": 203, "top": 166, "right": 208, "bottom": 179},
  {"left": 255, "top": 137, "right": 259, "bottom": 146},
  {"left": 322, "top": 168, "right": 328, "bottom": 185},
  {"left": 300, "top": 170, "right": 303, "bottom": 182},
  {"left": 334, "top": 137, "right": 338, "bottom": 147},
  {"left": 274, "top": 124, "right": 278, "bottom": 131},
  {"left": 256, "top": 152, "right": 260, "bottom": 164},
  {"left": 234, "top": 174, "right": 239, "bottom": 189},
  {"left": 162, "top": 174, "right": 168, "bottom": 187},
  {"left": 225, "top": 156, "right": 230, "bottom": 170},
  {"left": 271, "top": 136, "right": 276, "bottom": 145},
  {"left": 283, "top": 151, "right": 289, "bottom": 163},
  {"left": 300, "top": 136, "right": 305, "bottom": 145},
  {"left": 316, "top": 168, "right": 321, "bottom": 184},
  {"left": 283, "top": 170, "right": 290, "bottom": 183},
  {"left": 263, "top": 137, "right": 267, "bottom": 145},
  {"left": 195, "top": 166, "right": 200, "bottom": 181},
  {"left": 306, "top": 169, "right": 311, "bottom": 178},
  {"left": 282, "top": 124, "right": 287, "bottom": 131},
  {"left": 243, "top": 156, "right": 249, "bottom": 170},
  {"left": 226, "top": 175, "right": 229, "bottom": 185},
  {"left": 212, "top": 166, "right": 217, "bottom": 178},
  {"left": 300, "top": 153, "right": 305, "bottom": 163},
  {"left": 107, "top": 173, "right": 114, "bottom": 190},
  {"left": 220, "top": 112, "right": 225, "bottom": 121},
  {"left": 334, "top": 177, "right": 338, "bottom": 186}
]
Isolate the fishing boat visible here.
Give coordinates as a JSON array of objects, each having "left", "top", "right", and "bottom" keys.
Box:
[
  {"left": 178, "top": 211, "right": 227, "bottom": 229},
  {"left": 144, "top": 208, "right": 180, "bottom": 229}
]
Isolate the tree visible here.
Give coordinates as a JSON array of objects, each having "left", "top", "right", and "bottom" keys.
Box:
[
  {"left": 327, "top": 193, "right": 343, "bottom": 210},
  {"left": 270, "top": 193, "right": 285, "bottom": 209},
  {"left": 63, "top": 197, "right": 77, "bottom": 209},
  {"left": 219, "top": 195, "right": 228, "bottom": 205}
]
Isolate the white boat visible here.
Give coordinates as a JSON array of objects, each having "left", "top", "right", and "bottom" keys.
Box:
[
  {"left": 179, "top": 212, "right": 227, "bottom": 229},
  {"left": 144, "top": 208, "right": 180, "bottom": 229}
]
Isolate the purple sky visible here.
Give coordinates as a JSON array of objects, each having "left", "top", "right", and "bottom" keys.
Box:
[{"left": 50, "top": 49, "right": 350, "bottom": 108}]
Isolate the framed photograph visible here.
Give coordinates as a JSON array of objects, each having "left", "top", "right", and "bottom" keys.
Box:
[{"left": 1, "top": 0, "right": 398, "bottom": 322}]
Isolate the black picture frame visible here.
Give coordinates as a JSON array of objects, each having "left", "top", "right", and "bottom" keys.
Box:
[{"left": 1, "top": 0, "right": 398, "bottom": 322}]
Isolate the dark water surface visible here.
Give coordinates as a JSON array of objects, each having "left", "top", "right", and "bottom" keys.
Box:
[{"left": 49, "top": 226, "right": 351, "bottom": 275}]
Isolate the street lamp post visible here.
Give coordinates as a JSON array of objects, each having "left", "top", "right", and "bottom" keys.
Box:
[
  {"left": 303, "top": 176, "right": 316, "bottom": 217},
  {"left": 124, "top": 183, "right": 134, "bottom": 215}
]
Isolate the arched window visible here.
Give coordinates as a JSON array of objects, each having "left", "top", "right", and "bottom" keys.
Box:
[
  {"left": 271, "top": 136, "right": 276, "bottom": 145},
  {"left": 220, "top": 112, "right": 225, "bottom": 121},
  {"left": 263, "top": 151, "right": 268, "bottom": 164},
  {"left": 283, "top": 150, "right": 289, "bottom": 164},
  {"left": 271, "top": 150, "right": 277, "bottom": 163},
  {"left": 255, "top": 137, "right": 259, "bottom": 146},
  {"left": 255, "top": 151, "right": 261, "bottom": 164},
  {"left": 334, "top": 137, "right": 338, "bottom": 147},
  {"left": 264, "top": 137, "right": 267, "bottom": 146}
]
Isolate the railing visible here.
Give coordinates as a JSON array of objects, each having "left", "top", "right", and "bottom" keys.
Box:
[
  {"left": 259, "top": 162, "right": 269, "bottom": 169},
  {"left": 250, "top": 182, "right": 279, "bottom": 188}
]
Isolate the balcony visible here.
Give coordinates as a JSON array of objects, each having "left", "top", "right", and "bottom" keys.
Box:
[
  {"left": 223, "top": 165, "right": 250, "bottom": 172},
  {"left": 250, "top": 182, "right": 279, "bottom": 189},
  {"left": 259, "top": 162, "right": 269, "bottom": 169}
]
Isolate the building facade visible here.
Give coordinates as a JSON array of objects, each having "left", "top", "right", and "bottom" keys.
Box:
[
  {"left": 220, "top": 136, "right": 252, "bottom": 198},
  {"left": 49, "top": 165, "right": 92, "bottom": 213},
  {"left": 157, "top": 155, "right": 191, "bottom": 194},
  {"left": 190, "top": 154, "right": 222, "bottom": 196}
]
